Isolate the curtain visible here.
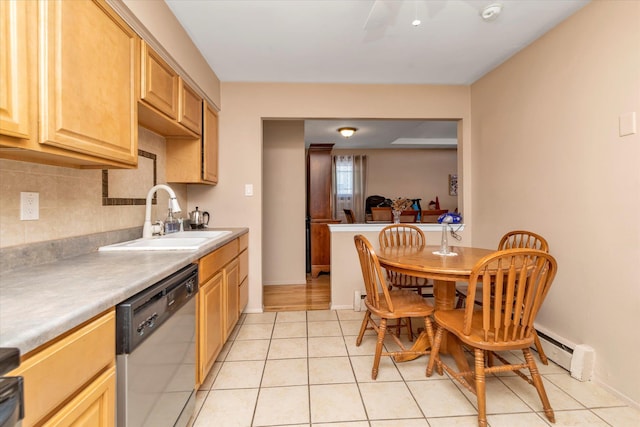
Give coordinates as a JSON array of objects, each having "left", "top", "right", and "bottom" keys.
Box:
[{"left": 332, "top": 155, "right": 367, "bottom": 223}]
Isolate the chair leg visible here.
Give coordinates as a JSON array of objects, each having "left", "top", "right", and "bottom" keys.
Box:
[
  {"left": 474, "top": 348, "right": 488, "bottom": 427},
  {"left": 426, "top": 325, "right": 444, "bottom": 377},
  {"left": 523, "top": 348, "right": 555, "bottom": 423},
  {"left": 405, "top": 317, "right": 413, "bottom": 341},
  {"left": 372, "top": 318, "right": 387, "bottom": 380},
  {"left": 455, "top": 292, "right": 466, "bottom": 309},
  {"left": 423, "top": 316, "right": 435, "bottom": 347},
  {"left": 356, "top": 310, "right": 371, "bottom": 346},
  {"left": 533, "top": 330, "right": 549, "bottom": 365}
]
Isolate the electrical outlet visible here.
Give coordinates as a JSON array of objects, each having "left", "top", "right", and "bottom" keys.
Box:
[{"left": 20, "top": 192, "right": 39, "bottom": 220}]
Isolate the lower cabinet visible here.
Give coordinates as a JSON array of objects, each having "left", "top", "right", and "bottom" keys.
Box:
[
  {"left": 224, "top": 259, "right": 240, "bottom": 340},
  {"left": 42, "top": 366, "right": 116, "bottom": 427},
  {"left": 197, "top": 270, "right": 224, "bottom": 384},
  {"left": 196, "top": 232, "right": 249, "bottom": 385},
  {"left": 9, "top": 309, "right": 115, "bottom": 427}
]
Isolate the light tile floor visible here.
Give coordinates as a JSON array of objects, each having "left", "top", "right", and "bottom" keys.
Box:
[{"left": 191, "top": 310, "right": 640, "bottom": 427}]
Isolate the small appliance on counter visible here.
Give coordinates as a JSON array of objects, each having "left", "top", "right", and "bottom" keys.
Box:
[
  {"left": 188, "top": 207, "right": 210, "bottom": 229},
  {"left": 0, "top": 348, "right": 24, "bottom": 427}
]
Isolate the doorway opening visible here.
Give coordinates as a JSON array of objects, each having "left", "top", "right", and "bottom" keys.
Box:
[{"left": 262, "top": 118, "right": 459, "bottom": 311}]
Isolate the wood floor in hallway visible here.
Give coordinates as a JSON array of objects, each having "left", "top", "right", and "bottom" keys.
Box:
[{"left": 263, "top": 274, "right": 330, "bottom": 311}]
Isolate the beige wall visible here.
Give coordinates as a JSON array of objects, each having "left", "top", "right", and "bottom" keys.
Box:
[
  {"left": 470, "top": 1, "right": 640, "bottom": 404},
  {"left": 187, "top": 83, "right": 471, "bottom": 313},
  {"left": 262, "top": 120, "right": 307, "bottom": 285},
  {"left": 333, "top": 148, "right": 458, "bottom": 213},
  {"left": 0, "top": 127, "right": 187, "bottom": 247}
]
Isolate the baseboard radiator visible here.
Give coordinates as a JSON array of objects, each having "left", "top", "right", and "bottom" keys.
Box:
[{"left": 534, "top": 327, "right": 595, "bottom": 381}]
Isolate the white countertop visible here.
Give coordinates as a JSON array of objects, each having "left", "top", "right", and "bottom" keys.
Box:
[{"left": 0, "top": 228, "right": 248, "bottom": 355}]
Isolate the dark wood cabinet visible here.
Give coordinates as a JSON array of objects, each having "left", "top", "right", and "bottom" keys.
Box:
[{"left": 307, "top": 144, "right": 337, "bottom": 278}]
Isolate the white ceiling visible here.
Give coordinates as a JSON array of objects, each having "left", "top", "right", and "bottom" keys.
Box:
[{"left": 165, "top": 0, "right": 589, "bottom": 148}]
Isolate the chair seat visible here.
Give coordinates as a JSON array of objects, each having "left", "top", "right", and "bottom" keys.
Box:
[
  {"left": 366, "top": 289, "right": 434, "bottom": 319},
  {"left": 434, "top": 309, "right": 535, "bottom": 351}
]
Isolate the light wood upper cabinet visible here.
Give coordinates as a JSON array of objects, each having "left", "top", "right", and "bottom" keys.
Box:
[
  {"left": 166, "top": 101, "right": 219, "bottom": 185},
  {"left": 38, "top": 0, "right": 139, "bottom": 166},
  {"left": 0, "top": 0, "right": 32, "bottom": 140},
  {"left": 0, "top": 0, "right": 139, "bottom": 168},
  {"left": 203, "top": 102, "right": 219, "bottom": 184},
  {"left": 140, "top": 41, "right": 179, "bottom": 120},
  {"left": 138, "top": 41, "right": 202, "bottom": 138},
  {"left": 179, "top": 79, "right": 203, "bottom": 134}
]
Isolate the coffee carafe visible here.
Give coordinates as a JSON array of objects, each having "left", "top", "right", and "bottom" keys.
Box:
[{"left": 189, "top": 207, "right": 210, "bottom": 229}]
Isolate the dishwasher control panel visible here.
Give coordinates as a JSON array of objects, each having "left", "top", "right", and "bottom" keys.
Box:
[{"left": 116, "top": 264, "right": 198, "bottom": 354}]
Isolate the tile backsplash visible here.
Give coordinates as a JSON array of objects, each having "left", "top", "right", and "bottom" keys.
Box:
[{"left": 0, "top": 127, "right": 187, "bottom": 248}]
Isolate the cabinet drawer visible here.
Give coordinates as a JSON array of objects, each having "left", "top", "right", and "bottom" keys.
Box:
[
  {"left": 199, "top": 239, "right": 239, "bottom": 283},
  {"left": 10, "top": 309, "right": 115, "bottom": 426},
  {"left": 239, "top": 233, "right": 249, "bottom": 252}
]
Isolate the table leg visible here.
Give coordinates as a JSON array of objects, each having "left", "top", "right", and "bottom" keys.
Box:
[{"left": 395, "top": 279, "right": 470, "bottom": 379}]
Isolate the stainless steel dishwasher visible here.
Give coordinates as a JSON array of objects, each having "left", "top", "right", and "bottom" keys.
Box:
[{"left": 116, "top": 264, "right": 198, "bottom": 427}]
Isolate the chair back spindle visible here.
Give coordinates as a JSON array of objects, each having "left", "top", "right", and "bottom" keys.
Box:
[
  {"left": 498, "top": 230, "right": 549, "bottom": 252},
  {"left": 463, "top": 249, "right": 557, "bottom": 344},
  {"left": 378, "top": 224, "right": 425, "bottom": 249},
  {"left": 354, "top": 234, "right": 394, "bottom": 312}
]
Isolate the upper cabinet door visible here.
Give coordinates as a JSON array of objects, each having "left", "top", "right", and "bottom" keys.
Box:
[
  {"left": 203, "top": 102, "right": 219, "bottom": 184},
  {"left": 39, "top": 0, "right": 139, "bottom": 166},
  {"left": 0, "top": 0, "right": 32, "bottom": 140},
  {"left": 179, "top": 79, "right": 203, "bottom": 135},
  {"left": 141, "top": 41, "right": 179, "bottom": 120}
]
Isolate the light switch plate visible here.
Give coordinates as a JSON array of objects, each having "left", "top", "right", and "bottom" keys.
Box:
[
  {"left": 619, "top": 112, "right": 637, "bottom": 137},
  {"left": 20, "top": 192, "right": 39, "bottom": 220},
  {"left": 244, "top": 184, "right": 254, "bottom": 196}
]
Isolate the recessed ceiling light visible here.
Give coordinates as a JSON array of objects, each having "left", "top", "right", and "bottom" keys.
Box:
[
  {"left": 481, "top": 3, "right": 503, "bottom": 21},
  {"left": 412, "top": 19, "right": 421, "bottom": 27}
]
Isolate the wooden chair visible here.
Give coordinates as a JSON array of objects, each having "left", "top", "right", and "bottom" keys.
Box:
[
  {"left": 455, "top": 230, "right": 550, "bottom": 364},
  {"left": 354, "top": 234, "right": 436, "bottom": 380},
  {"left": 427, "top": 248, "right": 558, "bottom": 427},
  {"left": 343, "top": 209, "right": 356, "bottom": 223},
  {"left": 378, "top": 224, "right": 432, "bottom": 296}
]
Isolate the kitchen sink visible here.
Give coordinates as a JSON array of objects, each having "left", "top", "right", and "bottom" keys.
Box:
[
  {"left": 99, "top": 237, "right": 209, "bottom": 251},
  {"left": 98, "top": 230, "right": 232, "bottom": 252},
  {"left": 163, "top": 230, "right": 232, "bottom": 239}
]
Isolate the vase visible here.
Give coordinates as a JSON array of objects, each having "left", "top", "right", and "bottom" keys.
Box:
[
  {"left": 440, "top": 223, "right": 449, "bottom": 254},
  {"left": 392, "top": 209, "right": 401, "bottom": 223}
]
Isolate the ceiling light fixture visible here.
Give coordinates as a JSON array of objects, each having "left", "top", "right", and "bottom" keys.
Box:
[
  {"left": 412, "top": 1, "right": 421, "bottom": 27},
  {"left": 481, "top": 3, "right": 503, "bottom": 21},
  {"left": 338, "top": 127, "right": 357, "bottom": 138}
]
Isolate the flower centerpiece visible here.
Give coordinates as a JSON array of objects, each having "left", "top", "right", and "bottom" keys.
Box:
[{"left": 390, "top": 197, "right": 413, "bottom": 223}]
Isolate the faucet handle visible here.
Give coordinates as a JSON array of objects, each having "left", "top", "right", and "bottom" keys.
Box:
[{"left": 151, "top": 221, "right": 164, "bottom": 236}]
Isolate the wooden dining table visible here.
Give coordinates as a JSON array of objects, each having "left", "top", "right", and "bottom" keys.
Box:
[{"left": 376, "top": 244, "right": 495, "bottom": 375}]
